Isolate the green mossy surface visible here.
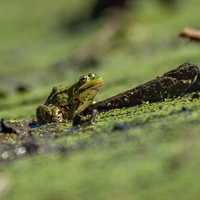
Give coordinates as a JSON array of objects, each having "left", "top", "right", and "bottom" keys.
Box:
[{"left": 1, "top": 0, "right": 200, "bottom": 199}]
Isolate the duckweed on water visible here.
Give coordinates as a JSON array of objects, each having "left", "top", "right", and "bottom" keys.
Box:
[{"left": 1, "top": 0, "right": 200, "bottom": 199}]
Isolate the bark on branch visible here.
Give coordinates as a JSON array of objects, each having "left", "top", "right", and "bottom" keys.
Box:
[{"left": 88, "top": 62, "right": 200, "bottom": 112}]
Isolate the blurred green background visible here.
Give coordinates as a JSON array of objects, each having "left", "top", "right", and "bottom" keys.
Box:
[
  {"left": 1, "top": 0, "right": 200, "bottom": 120},
  {"left": 1, "top": 0, "right": 200, "bottom": 199}
]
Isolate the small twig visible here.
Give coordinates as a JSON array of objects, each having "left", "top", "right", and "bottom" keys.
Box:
[{"left": 179, "top": 28, "right": 200, "bottom": 41}]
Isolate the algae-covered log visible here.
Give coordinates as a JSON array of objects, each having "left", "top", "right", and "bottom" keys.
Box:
[{"left": 88, "top": 62, "right": 200, "bottom": 112}]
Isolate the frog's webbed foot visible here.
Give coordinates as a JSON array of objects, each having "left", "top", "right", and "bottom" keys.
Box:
[
  {"left": 73, "top": 109, "right": 98, "bottom": 127},
  {"left": 36, "top": 104, "right": 63, "bottom": 125}
]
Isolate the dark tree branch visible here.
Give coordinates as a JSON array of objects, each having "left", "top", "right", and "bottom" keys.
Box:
[{"left": 87, "top": 62, "right": 200, "bottom": 113}]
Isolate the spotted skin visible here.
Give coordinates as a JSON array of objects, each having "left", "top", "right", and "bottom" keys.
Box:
[{"left": 36, "top": 74, "right": 103, "bottom": 125}]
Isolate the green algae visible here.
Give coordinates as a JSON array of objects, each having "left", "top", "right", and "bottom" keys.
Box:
[
  {"left": 1, "top": 0, "right": 200, "bottom": 199},
  {"left": 2, "top": 93, "right": 200, "bottom": 200}
]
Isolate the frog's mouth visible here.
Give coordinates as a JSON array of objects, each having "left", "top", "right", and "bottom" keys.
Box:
[{"left": 79, "top": 78, "right": 103, "bottom": 92}]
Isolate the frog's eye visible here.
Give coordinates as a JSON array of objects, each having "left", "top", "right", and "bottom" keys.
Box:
[
  {"left": 79, "top": 75, "right": 89, "bottom": 84},
  {"left": 88, "top": 73, "right": 96, "bottom": 79}
]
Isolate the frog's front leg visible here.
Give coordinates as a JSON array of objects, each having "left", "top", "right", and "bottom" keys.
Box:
[{"left": 36, "top": 104, "right": 63, "bottom": 125}]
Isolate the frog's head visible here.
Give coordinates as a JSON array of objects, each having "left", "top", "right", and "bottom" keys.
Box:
[
  {"left": 73, "top": 73, "right": 103, "bottom": 115},
  {"left": 71, "top": 73, "right": 103, "bottom": 118},
  {"left": 77, "top": 73, "right": 103, "bottom": 92}
]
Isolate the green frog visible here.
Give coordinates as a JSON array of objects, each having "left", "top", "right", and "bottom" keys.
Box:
[{"left": 36, "top": 73, "right": 103, "bottom": 125}]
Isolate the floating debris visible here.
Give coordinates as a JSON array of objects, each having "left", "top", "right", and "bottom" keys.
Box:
[
  {"left": 113, "top": 122, "right": 133, "bottom": 131},
  {"left": 0, "top": 119, "right": 21, "bottom": 136},
  {"left": 170, "top": 107, "right": 189, "bottom": 115}
]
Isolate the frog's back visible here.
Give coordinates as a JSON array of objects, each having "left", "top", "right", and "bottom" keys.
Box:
[{"left": 44, "top": 83, "right": 77, "bottom": 106}]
